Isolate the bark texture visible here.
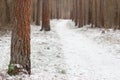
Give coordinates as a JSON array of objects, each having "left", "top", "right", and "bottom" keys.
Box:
[{"left": 8, "top": 0, "right": 31, "bottom": 75}]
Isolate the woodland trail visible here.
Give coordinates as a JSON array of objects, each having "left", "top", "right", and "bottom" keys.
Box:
[
  {"left": 0, "top": 20, "right": 120, "bottom": 80},
  {"left": 54, "top": 20, "right": 120, "bottom": 80}
]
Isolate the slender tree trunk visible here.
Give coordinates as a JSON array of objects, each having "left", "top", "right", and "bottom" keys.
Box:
[
  {"left": 71, "top": 0, "right": 75, "bottom": 21},
  {"left": 73, "top": 0, "right": 75, "bottom": 21},
  {"left": 78, "top": 0, "right": 83, "bottom": 27},
  {"left": 8, "top": 0, "right": 31, "bottom": 75},
  {"left": 75, "top": 0, "right": 78, "bottom": 26},
  {"left": 56, "top": 0, "right": 59, "bottom": 19},
  {"left": 50, "top": 0, "right": 53, "bottom": 19},
  {"left": 36, "top": 0, "right": 41, "bottom": 26},
  {"left": 83, "top": 0, "right": 86, "bottom": 25},
  {"left": 88, "top": 0, "right": 92, "bottom": 25},
  {"left": 59, "top": 0, "right": 61, "bottom": 19},
  {"left": 119, "top": 9, "right": 120, "bottom": 29},
  {"left": 114, "top": 0, "right": 119, "bottom": 29},
  {"left": 94, "top": 0, "right": 98, "bottom": 27},
  {"left": 32, "top": 1, "right": 36, "bottom": 22},
  {"left": 100, "top": 0, "right": 105, "bottom": 28},
  {"left": 4, "top": 0, "right": 10, "bottom": 24},
  {"left": 41, "top": 0, "right": 50, "bottom": 31}
]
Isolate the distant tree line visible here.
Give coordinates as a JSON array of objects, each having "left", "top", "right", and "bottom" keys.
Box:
[{"left": 0, "top": 0, "right": 120, "bottom": 30}]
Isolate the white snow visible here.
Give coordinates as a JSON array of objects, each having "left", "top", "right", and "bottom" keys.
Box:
[{"left": 0, "top": 19, "right": 120, "bottom": 80}]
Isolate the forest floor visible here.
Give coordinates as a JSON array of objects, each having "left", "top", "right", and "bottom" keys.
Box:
[{"left": 0, "top": 20, "right": 120, "bottom": 80}]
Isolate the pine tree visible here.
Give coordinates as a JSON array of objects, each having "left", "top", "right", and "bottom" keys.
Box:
[
  {"left": 88, "top": 0, "right": 92, "bottom": 25},
  {"left": 41, "top": 0, "right": 50, "bottom": 31},
  {"left": 8, "top": 0, "right": 31, "bottom": 75},
  {"left": 100, "top": 0, "right": 105, "bottom": 28},
  {"left": 78, "top": 0, "right": 83, "bottom": 27},
  {"left": 36, "top": 0, "right": 41, "bottom": 26},
  {"left": 94, "top": 0, "right": 98, "bottom": 27}
]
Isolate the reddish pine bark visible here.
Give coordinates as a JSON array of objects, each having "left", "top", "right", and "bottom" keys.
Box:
[
  {"left": 8, "top": 0, "right": 31, "bottom": 75},
  {"left": 41, "top": 0, "right": 50, "bottom": 31}
]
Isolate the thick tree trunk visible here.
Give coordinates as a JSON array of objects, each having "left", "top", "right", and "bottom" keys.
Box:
[
  {"left": 8, "top": 0, "right": 31, "bottom": 75},
  {"left": 36, "top": 0, "right": 41, "bottom": 26},
  {"left": 41, "top": 0, "right": 50, "bottom": 31}
]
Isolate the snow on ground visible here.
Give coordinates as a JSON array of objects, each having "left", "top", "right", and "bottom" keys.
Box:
[
  {"left": 54, "top": 20, "right": 120, "bottom": 80},
  {"left": 0, "top": 19, "right": 120, "bottom": 80},
  {"left": 0, "top": 30, "right": 11, "bottom": 70}
]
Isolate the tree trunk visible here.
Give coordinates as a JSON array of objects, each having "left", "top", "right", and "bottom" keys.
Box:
[
  {"left": 88, "top": 0, "right": 92, "bottom": 25},
  {"left": 83, "top": 0, "right": 86, "bottom": 25},
  {"left": 41, "top": 0, "right": 50, "bottom": 31},
  {"left": 94, "top": 0, "right": 98, "bottom": 27},
  {"left": 4, "top": 0, "right": 10, "bottom": 24},
  {"left": 119, "top": 9, "right": 120, "bottom": 29},
  {"left": 75, "top": 0, "right": 78, "bottom": 26},
  {"left": 70, "top": 0, "right": 74, "bottom": 20},
  {"left": 32, "top": 1, "right": 36, "bottom": 22},
  {"left": 78, "top": 0, "right": 83, "bottom": 27},
  {"left": 8, "top": 0, "right": 31, "bottom": 75},
  {"left": 114, "top": 0, "right": 119, "bottom": 29},
  {"left": 36, "top": 0, "right": 41, "bottom": 26},
  {"left": 100, "top": 0, "right": 105, "bottom": 28},
  {"left": 56, "top": 0, "right": 59, "bottom": 19}
]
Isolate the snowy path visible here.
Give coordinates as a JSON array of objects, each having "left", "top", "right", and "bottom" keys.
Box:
[
  {"left": 54, "top": 20, "right": 120, "bottom": 80},
  {"left": 0, "top": 20, "right": 120, "bottom": 80}
]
